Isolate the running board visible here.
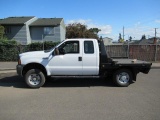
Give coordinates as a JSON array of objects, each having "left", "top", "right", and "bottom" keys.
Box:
[{"left": 50, "top": 76, "right": 100, "bottom": 78}]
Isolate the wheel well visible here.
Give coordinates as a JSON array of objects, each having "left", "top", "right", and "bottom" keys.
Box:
[
  {"left": 22, "top": 63, "right": 47, "bottom": 77},
  {"left": 113, "top": 67, "right": 138, "bottom": 81}
]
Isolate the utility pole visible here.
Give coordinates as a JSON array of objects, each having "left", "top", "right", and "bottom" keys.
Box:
[
  {"left": 154, "top": 28, "right": 158, "bottom": 61},
  {"left": 155, "top": 28, "right": 158, "bottom": 38},
  {"left": 123, "top": 26, "right": 124, "bottom": 40}
]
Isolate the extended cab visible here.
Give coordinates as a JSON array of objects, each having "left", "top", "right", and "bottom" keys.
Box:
[{"left": 17, "top": 39, "right": 152, "bottom": 88}]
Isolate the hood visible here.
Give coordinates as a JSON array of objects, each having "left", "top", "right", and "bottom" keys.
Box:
[{"left": 19, "top": 51, "right": 49, "bottom": 58}]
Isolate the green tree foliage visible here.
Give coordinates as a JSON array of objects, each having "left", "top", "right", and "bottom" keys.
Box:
[
  {"left": 118, "top": 33, "right": 124, "bottom": 43},
  {"left": 129, "top": 36, "right": 132, "bottom": 41},
  {"left": 89, "top": 28, "right": 101, "bottom": 34},
  {"left": 27, "top": 41, "right": 59, "bottom": 51},
  {"left": 0, "top": 39, "right": 18, "bottom": 61},
  {"left": 119, "top": 33, "right": 122, "bottom": 40},
  {"left": 141, "top": 34, "right": 146, "bottom": 40},
  {"left": 0, "top": 40, "right": 59, "bottom": 61},
  {"left": 0, "top": 25, "right": 5, "bottom": 39},
  {"left": 119, "top": 39, "right": 124, "bottom": 43},
  {"left": 66, "top": 23, "right": 100, "bottom": 39}
]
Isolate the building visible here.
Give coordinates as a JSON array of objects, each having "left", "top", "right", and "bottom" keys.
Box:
[
  {"left": 0, "top": 16, "right": 66, "bottom": 44},
  {"left": 103, "top": 37, "right": 113, "bottom": 45},
  {"left": 127, "top": 37, "right": 160, "bottom": 45}
]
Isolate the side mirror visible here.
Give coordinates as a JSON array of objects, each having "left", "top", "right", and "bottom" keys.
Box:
[{"left": 53, "top": 48, "right": 59, "bottom": 55}]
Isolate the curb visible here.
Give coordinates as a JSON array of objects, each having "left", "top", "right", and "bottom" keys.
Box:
[
  {"left": 151, "top": 67, "right": 160, "bottom": 69},
  {"left": 0, "top": 68, "right": 16, "bottom": 71},
  {"left": 0, "top": 70, "right": 16, "bottom": 74}
]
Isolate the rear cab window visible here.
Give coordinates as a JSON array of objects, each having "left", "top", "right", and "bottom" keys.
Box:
[{"left": 84, "top": 41, "right": 94, "bottom": 54}]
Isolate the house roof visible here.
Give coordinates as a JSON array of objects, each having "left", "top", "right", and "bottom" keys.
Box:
[
  {"left": 103, "top": 37, "right": 113, "bottom": 40},
  {"left": 29, "top": 18, "right": 63, "bottom": 26},
  {"left": 0, "top": 16, "right": 35, "bottom": 25},
  {"left": 138, "top": 39, "right": 153, "bottom": 44},
  {"left": 133, "top": 37, "right": 160, "bottom": 44}
]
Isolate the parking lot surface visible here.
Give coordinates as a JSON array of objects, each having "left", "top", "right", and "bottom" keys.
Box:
[{"left": 0, "top": 69, "right": 160, "bottom": 120}]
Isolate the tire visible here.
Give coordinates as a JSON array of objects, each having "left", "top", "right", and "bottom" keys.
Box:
[
  {"left": 113, "top": 69, "right": 133, "bottom": 87},
  {"left": 25, "top": 69, "right": 46, "bottom": 88}
]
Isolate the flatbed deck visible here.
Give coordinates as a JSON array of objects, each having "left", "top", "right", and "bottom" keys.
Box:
[{"left": 113, "top": 59, "right": 151, "bottom": 65}]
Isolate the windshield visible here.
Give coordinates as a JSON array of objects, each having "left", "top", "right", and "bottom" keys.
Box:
[
  {"left": 44, "top": 46, "right": 56, "bottom": 53},
  {"left": 44, "top": 40, "right": 65, "bottom": 53}
]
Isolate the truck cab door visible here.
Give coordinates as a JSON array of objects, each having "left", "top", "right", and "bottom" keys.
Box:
[
  {"left": 47, "top": 41, "right": 83, "bottom": 75},
  {"left": 82, "top": 40, "right": 99, "bottom": 75}
]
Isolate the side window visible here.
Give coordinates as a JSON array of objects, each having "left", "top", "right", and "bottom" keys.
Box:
[
  {"left": 59, "top": 41, "right": 79, "bottom": 54},
  {"left": 44, "top": 27, "right": 54, "bottom": 35},
  {"left": 5, "top": 26, "right": 11, "bottom": 34},
  {"left": 84, "top": 41, "right": 94, "bottom": 54}
]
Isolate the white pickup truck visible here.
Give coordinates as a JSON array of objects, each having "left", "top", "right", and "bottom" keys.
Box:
[{"left": 17, "top": 38, "right": 152, "bottom": 88}]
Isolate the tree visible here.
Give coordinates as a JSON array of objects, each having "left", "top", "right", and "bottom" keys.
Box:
[
  {"left": 0, "top": 25, "right": 5, "bottom": 39},
  {"left": 129, "top": 36, "right": 132, "bottom": 41},
  {"left": 141, "top": 34, "right": 146, "bottom": 40},
  {"left": 118, "top": 33, "right": 124, "bottom": 43},
  {"left": 66, "top": 23, "right": 100, "bottom": 39},
  {"left": 89, "top": 28, "right": 101, "bottom": 34},
  {"left": 119, "top": 33, "right": 122, "bottom": 40}
]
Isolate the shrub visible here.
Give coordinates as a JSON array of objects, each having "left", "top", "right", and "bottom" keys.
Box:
[
  {"left": 0, "top": 40, "right": 60, "bottom": 61},
  {"left": 0, "top": 39, "right": 18, "bottom": 61}
]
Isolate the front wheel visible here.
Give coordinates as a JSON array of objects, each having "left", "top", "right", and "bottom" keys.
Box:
[
  {"left": 25, "top": 69, "right": 46, "bottom": 88},
  {"left": 113, "top": 69, "right": 133, "bottom": 87}
]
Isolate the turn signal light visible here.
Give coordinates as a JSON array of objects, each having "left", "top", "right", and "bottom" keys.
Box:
[{"left": 18, "top": 59, "right": 21, "bottom": 65}]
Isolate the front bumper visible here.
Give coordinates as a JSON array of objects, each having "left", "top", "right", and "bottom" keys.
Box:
[{"left": 16, "top": 64, "right": 24, "bottom": 76}]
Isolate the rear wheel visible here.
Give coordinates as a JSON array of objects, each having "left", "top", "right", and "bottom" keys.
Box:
[
  {"left": 113, "top": 69, "right": 132, "bottom": 87},
  {"left": 25, "top": 69, "right": 46, "bottom": 88}
]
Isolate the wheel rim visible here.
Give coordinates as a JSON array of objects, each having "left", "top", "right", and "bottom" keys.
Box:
[
  {"left": 117, "top": 72, "right": 130, "bottom": 84},
  {"left": 28, "top": 74, "right": 41, "bottom": 86}
]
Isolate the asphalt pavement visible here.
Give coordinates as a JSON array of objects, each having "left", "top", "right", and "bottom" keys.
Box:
[
  {"left": 0, "top": 69, "right": 160, "bottom": 120},
  {"left": 0, "top": 61, "right": 160, "bottom": 120}
]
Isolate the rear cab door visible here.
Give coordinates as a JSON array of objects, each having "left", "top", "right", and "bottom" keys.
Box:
[{"left": 82, "top": 39, "right": 99, "bottom": 75}]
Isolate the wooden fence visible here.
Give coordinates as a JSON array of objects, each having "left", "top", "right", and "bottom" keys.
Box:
[
  {"left": 105, "top": 44, "right": 160, "bottom": 61},
  {"left": 0, "top": 44, "right": 160, "bottom": 61}
]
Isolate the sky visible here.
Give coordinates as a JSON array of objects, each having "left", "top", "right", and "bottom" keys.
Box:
[{"left": 0, "top": 0, "right": 160, "bottom": 41}]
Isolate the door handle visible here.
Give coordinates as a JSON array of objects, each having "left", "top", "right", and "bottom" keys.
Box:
[
  {"left": 43, "top": 57, "right": 48, "bottom": 59},
  {"left": 78, "top": 57, "right": 82, "bottom": 61}
]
